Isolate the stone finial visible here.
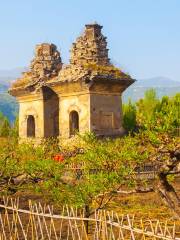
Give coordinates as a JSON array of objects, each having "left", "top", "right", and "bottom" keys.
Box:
[
  {"left": 30, "top": 43, "right": 62, "bottom": 79},
  {"left": 70, "top": 23, "right": 110, "bottom": 66},
  {"left": 9, "top": 43, "right": 62, "bottom": 91}
]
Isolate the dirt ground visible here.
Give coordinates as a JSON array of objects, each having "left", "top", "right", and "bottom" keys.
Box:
[
  {"left": 107, "top": 177, "right": 180, "bottom": 219},
  {"left": 4, "top": 177, "right": 179, "bottom": 220}
]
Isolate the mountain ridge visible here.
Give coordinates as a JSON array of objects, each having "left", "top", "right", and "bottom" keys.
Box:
[{"left": 135, "top": 76, "right": 180, "bottom": 87}]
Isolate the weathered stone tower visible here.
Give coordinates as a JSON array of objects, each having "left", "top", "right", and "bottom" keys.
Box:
[{"left": 9, "top": 23, "right": 135, "bottom": 141}]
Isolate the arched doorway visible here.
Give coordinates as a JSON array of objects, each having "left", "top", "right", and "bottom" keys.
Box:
[
  {"left": 27, "top": 115, "right": 35, "bottom": 137},
  {"left": 42, "top": 86, "right": 59, "bottom": 137},
  {"left": 69, "top": 111, "right": 79, "bottom": 136}
]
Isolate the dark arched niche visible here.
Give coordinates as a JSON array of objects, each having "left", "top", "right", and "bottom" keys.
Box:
[
  {"left": 42, "top": 86, "right": 59, "bottom": 137},
  {"left": 69, "top": 111, "right": 79, "bottom": 137},
  {"left": 27, "top": 115, "right": 35, "bottom": 137}
]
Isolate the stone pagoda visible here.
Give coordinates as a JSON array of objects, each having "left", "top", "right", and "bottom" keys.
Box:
[{"left": 9, "top": 23, "right": 135, "bottom": 141}]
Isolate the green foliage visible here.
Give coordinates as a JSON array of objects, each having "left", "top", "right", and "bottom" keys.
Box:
[
  {"left": 123, "top": 89, "right": 179, "bottom": 134},
  {"left": 153, "top": 93, "right": 180, "bottom": 132},
  {"left": 123, "top": 99, "right": 136, "bottom": 131},
  {"left": 0, "top": 112, "right": 19, "bottom": 138},
  {"left": 10, "top": 116, "right": 19, "bottom": 138},
  {"left": 0, "top": 93, "right": 18, "bottom": 122},
  {"left": 0, "top": 127, "right": 179, "bottom": 217},
  {"left": 0, "top": 113, "right": 11, "bottom": 137},
  {"left": 0, "top": 111, "right": 5, "bottom": 125},
  {"left": 136, "top": 88, "right": 158, "bottom": 130},
  {"left": 0, "top": 139, "right": 63, "bottom": 194}
]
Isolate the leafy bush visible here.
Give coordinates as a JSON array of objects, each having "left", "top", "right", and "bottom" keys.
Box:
[
  {"left": 0, "top": 112, "right": 11, "bottom": 137},
  {"left": 123, "top": 89, "right": 180, "bottom": 134},
  {"left": 123, "top": 99, "right": 136, "bottom": 131}
]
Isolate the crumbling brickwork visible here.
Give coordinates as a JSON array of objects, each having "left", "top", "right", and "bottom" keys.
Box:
[
  {"left": 30, "top": 43, "right": 62, "bottom": 79},
  {"left": 59, "top": 24, "right": 130, "bottom": 83},
  {"left": 70, "top": 23, "right": 110, "bottom": 66},
  {"left": 11, "top": 43, "right": 62, "bottom": 90}
]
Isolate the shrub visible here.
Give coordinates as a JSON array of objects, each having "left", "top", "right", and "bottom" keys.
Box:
[{"left": 123, "top": 99, "right": 136, "bottom": 131}]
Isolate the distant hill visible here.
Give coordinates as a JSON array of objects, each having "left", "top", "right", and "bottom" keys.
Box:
[
  {"left": 123, "top": 77, "right": 180, "bottom": 102},
  {"left": 0, "top": 93, "right": 18, "bottom": 123},
  {"left": 0, "top": 68, "right": 25, "bottom": 122},
  {"left": 135, "top": 76, "right": 180, "bottom": 87},
  {"left": 0, "top": 70, "right": 180, "bottom": 122},
  {"left": 0, "top": 83, "right": 8, "bottom": 93},
  {"left": 0, "top": 67, "right": 27, "bottom": 80},
  {"left": 0, "top": 67, "right": 27, "bottom": 87}
]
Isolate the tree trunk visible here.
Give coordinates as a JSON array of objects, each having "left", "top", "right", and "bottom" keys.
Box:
[{"left": 155, "top": 173, "right": 180, "bottom": 219}]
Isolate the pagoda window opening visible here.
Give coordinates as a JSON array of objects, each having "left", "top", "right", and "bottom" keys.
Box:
[
  {"left": 27, "top": 115, "right": 35, "bottom": 138},
  {"left": 69, "top": 111, "right": 79, "bottom": 137}
]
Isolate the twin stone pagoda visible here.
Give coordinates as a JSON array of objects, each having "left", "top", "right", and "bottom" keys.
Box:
[{"left": 9, "top": 23, "right": 135, "bottom": 140}]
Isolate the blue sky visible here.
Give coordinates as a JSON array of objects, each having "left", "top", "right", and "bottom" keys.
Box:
[{"left": 0, "top": 0, "right": 180, "bottom": 80}]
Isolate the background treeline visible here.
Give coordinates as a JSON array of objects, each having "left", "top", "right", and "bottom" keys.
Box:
[
  {"left": 0, "top": 93, "right": 18, "bottom": 123},
  {"left": 123, "top": 88, "right": 180, "bottom": 134},
  {"left": 0, "top": 112, "right": 18, "bottom": 137}
]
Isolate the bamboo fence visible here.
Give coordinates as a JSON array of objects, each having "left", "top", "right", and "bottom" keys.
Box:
[{"left": 0, "top": 197, "right": 179, "bottom": 240}]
